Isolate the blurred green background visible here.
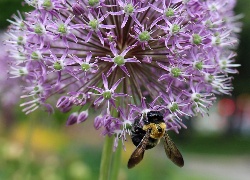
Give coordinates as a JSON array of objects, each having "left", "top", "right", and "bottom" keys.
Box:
[{"left": 0, "top": 0, "right": 250, "bottom": 180}]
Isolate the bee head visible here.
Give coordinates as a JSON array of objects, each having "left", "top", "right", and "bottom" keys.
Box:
[{"left": 144, "top": 111, "right": 164, "bottom": 124}]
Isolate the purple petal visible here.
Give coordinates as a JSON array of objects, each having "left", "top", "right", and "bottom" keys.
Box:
[
  {"left": 94, "top": 96, "right": 104, "bottom": 105},
  {"left": 89, "top": 86, "right": 104, "bottom": 93},
  {"left": 50, "top": 51, "right": 58, "bottom": 61},
  {"left": 120, "top": 65, "right": 130, "bottom": 77},
  {"left": 62, "top": 36, "right": 69, "bottom": 48},
  {"left": 117, "top": 0, "right": 124, "bottom": 6},
  {"left": 109, "top": 99, "right": 117, "bottom": 108},
  {"left": 134, "top": 6, "right": 149, "bottom": 13},
  {"left": 107, "top": 64, "right": 117, "bottom": 77},
  {"left": 166, "top": 79, "right": 174, "bottom": 92},
  {"left": 118, "top": 107, "right": 126, "bottom": 119},
  {"left": 157, "top": 62, "right": 168, "bottom": 71},
  {"left": 87, "top": 13, "right": 94, "bottom": 20},
  {"left": 149, "top": 95, "right": 161, "bottom": 108},
  {"left": 125, "top": 57, "right": 140, "bottom": 63},
  {"left": 86, "top": 51, "right": 92, "bottom": 62},
  {"left": 99, "top": 24, "right": 116, "bottom": 29},
  {"left": 150, "top": 16, "right": 163, "bottom": 28},
  {"left": 113, "top": 93, "right": 127, "bottom": 97},
  {"left": 86, "top": 31, "right": 93, "bottom": 42},
  {"left": 71, "top": 54, "right": 82, "bottom": 64},
  {"left": 99, "top": 13, "right": 109, "bottom": 22},
  {"left": 99, "top": 56, "right": 113, "bottom": 62},
  {"left": 148, "top": 3, "right": 163, "bottom": 13},
  {"left": 131, "top": 15, "right": 142, "bottom": 27},
  {"left": 159, "top": 74, "right": 169, "bottom": 81},
  {"left": 121, "top": 15, "right": 128, "bottom": 28},
  {"left": 71, "top": 24, "right": 85, "bottom": 29},
  {"left": 110, "top": 44, "right": 118, "bottom": 56},
  {"left": 68, "top": 33, "right": 78, "bottom": 43},
  {"left": 121, "top": 44, "right": 137, "bottom": 56},
  {"left": 111, "top": 77, "right": 125, "bottom": 91},
  {"left": 102, "top": 73, "right": 109, "bottom": 90},
  {"left": 97, "top": 30, "right": 104, "bottom": 46},
  {"left": 65, "top": 16, "right": 73, "bottom": 25},
  {"left": 129, "top": 104, "right": 141, "bottom": 114},
  {"left": 109, "top": 11, "right": 124, "bottom": 15},
  {"left": 61, "top": 49, "right": 68, "bottom": 60}
]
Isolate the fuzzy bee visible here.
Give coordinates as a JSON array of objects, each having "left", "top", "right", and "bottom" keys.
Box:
[{"left": 128, "top": 111, "right": 184, "bottom": 169}]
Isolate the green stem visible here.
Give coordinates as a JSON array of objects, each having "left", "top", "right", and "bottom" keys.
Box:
[
  {"left": 110, "top": 140, "right": 122, "bottom": 180},
  {"left": 99, "top": 75, "right": 123, "bottom": 180},
  {"left": 99, "top": 135, "right": 115, "bottom": 180}
]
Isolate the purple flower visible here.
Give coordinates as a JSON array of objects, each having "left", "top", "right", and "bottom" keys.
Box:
[
  {"left": 98, "top": 43, "right": 139, "bottom": 76},
  {"left": 83, "top": 13, "right": 116, "bottom": 45},
  {"left": 46, "top": 14, "right": 83, "bottom": 47},
  {"left": 0, "top": 34, "right": 22, "bottom": 107},
  {"left": 149, "top": 0, "right": 183, "bottom": 28},
  {"left": 90, "top": 73, "right": 126, "bottom": 110},
  {"left": 70, "top": 52, "right": 99, "bottom": 75},
  {"left": 109, "top": 0, "right": 149, "bottom": 28},
  {"left": 5, "top": 0, "right": 241, "bottom": 148}
]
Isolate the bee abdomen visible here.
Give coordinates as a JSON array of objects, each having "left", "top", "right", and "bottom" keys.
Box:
[
  {"left": 145, "top": 138, "right": 159, "bottom": 150},
  {"left": 131, "top": 133, "right": 144, "bottom": 147}
]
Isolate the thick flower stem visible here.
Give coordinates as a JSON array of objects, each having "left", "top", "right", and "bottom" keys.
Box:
[
  {"left": 99, "top": 136, "right": 115, "bottom": 180},
  {"left": 99, "top": 83, "right": 122, "bottom": 180},
  {"left": 110, "top": 140, "right": 122, "bottom": 180},
  {"left": 99, "top": 133, "right": 122, "bottom": 180}
]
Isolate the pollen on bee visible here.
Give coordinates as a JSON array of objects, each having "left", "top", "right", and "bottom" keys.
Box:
[{"left": 143, "top": 122, "right": 166, "bottom": 139}]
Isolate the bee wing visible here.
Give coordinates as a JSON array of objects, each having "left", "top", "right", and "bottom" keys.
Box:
[
  {"left": 127, "top": 129, "right": 150, "bottom": 169},
  {"left": 163, "top": 133, "right": 184, "bottom": 167}
]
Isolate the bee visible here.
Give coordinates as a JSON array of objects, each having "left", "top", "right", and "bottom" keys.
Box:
[{"left": 128, "top": 111, "right": 184, "bottom": 169}]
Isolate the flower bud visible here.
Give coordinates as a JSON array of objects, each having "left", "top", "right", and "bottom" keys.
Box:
[
  {"left": 66, "top": 112, "right": 78, "bottom": 126},
  {"left": 77, "top": 110, "right": 88, "bottom": 124},
  {"left": 56, "top": 96, "right": 73, "bottom": 112},
  {"left": 94, "top": 115, "right": 103, "bottom": 129}
]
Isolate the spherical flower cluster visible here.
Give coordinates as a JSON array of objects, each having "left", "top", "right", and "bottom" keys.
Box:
[
  {"left": 0, "top": 33, "right": 22, "bottom": 128},
  {"left": 5, "top": 0, "right": 241, "bottom": 148},
  {"left": 0, "top": 34, "right": 21, "bottom": 107}
]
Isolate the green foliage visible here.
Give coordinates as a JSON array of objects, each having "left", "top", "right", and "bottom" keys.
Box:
[
  {"left": 0, "top": 0, "right": 32, "bottom": 30},
  {"left": 234, "top": 0, "right": 250, "bottom": 94},
  {"left": 179, "top": 135, "right": 250, "bottom": 155}
]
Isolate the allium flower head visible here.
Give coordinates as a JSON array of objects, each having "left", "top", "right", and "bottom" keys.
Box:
[
  {"left": 5, "top": 0, "right": 241, "bottom": 149},
  {"left": 0, "top": 34, "right": 21, "bottom": 107}
]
